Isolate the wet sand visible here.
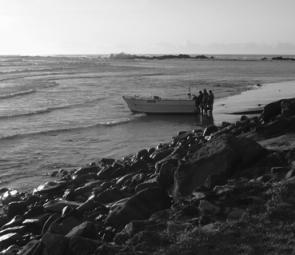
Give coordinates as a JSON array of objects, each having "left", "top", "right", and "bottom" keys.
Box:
[{"left": 213, "top": 80, "right": 295, "bottom": 124}]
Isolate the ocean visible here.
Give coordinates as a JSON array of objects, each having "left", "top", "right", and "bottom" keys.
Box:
[{"left": 1, "top": 56, "right": 295, "bottom": 191}]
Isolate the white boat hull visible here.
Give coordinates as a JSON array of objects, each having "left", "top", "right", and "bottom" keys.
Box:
[{"left": 123, "top": 96, "right": 199, "bottom": 114}]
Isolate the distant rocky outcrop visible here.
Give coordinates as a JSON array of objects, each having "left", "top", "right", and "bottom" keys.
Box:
[
  {"left": 109, "top": 53, "right": 214, "bottom": 60},
  {"left": 1, "top": 98, "right": 295, "bottom": 254},
  {"left": 271, "top": 56, "right": 295, "bottom": 61}
]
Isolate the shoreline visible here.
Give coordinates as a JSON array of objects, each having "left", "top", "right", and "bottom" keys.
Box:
[
  {"left": 1, "top": 78, "right": 295, "bottom": 192},
  {"left": 0, "top": 94, "right": 294, "bottom": 253}
]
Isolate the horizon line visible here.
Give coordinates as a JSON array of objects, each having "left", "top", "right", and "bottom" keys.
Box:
[{"left": 1, "top": 53, "right": 295, "bottom": 57}]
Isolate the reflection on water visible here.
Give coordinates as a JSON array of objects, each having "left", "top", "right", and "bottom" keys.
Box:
[
  {"left": 197, "top": 113, "right": 214, "bottom": 127},
  {"left": 135, "top": 112, "right": 214, "bottom": 128}
]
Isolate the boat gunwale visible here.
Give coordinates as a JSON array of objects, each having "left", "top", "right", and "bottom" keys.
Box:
[{"left": 122, "top": 95, "right": 194, "bottom": 102}]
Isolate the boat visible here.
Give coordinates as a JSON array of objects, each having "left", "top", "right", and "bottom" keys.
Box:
[{"left": 122, "top": 95, "right": 199, "bottom": 114}]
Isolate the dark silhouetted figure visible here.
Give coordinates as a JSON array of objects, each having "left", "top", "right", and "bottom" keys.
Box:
[
  {"left": 208, "top": 90, "right": 214, "bottom": 113},
  {"left": 197, "top": 91, "right": 203, "bottom": 114},
  {"left": 202, "top": 89, "right": 209, "bottom": 115}
]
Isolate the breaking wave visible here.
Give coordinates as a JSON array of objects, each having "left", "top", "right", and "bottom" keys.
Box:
[
  {"left": 0, "top": 98, "right": 105, "bottom": 120},
  {"left": 0, "top": 89, "right": 36, "bottom": 99},
  {"left": 0, "top": 118, "right": 135, "bottom": 141}
]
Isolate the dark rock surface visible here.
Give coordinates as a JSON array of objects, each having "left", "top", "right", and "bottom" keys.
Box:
[{"left": 1, "top": 97, "right": 295, "bottom": 254}]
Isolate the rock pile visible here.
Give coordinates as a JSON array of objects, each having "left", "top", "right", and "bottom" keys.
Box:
[{"left": 0, "top": 98, "right": 295, "bottom": 254}]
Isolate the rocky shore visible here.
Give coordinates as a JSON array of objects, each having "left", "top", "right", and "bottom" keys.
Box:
[{"left": 0, "top": 98, "right": 295, "bottom": 255}]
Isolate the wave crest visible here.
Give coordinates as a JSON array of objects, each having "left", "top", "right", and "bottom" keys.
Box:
[
  {"left": 0, "top": 89, "right": 36, "bottom": 99},
  {"left": 0, "top": 118, "right": 134, "bottom": 141},
  {"left": 0, "top": 98, "right": 105, "bottom": 120}
]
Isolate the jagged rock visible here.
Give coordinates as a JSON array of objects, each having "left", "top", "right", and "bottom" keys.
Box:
[
  {"left": 73, "top": 180, "right": 102, "bottom": 196},
  {"left": 135, "top": 179, "right": 159, "bottom": 192},
  {"left": 97, "top": 164, "right": 129, "bottom": 180},
  {"left": 281, "top": 98, "right": 295, "bottom": 116},
  {"left": 33, "top": 181, "right": 67, "bottom": 197},
  {"left": 270, "top": 166, "right": 290, "bottom": 175},
  {"left": 258, "top": 116, "right": 295, "bottom": 137},
  {"left": 167, "top": 221, "right": 191, "bottom": 235},
  {"left": 129, "top": 159, "right": 150, "bottom": 173},
  {"left": 0, "top": 217, "right": 8, "bottom": 230},
  {"left": 200, "top": 222, "right": 220, "bottom": 233},
  {"left": 17, "top": 239, "right": 41, "bottom": 255},
  {"left": 71, "top": 173, "right": 97, "bottom": 186},
  {"left": 131, "top": 172, "right": 146, "bottom": 182},
  {"left": 41, "top": 232, "right": 68, "bottom": 255},
  {"left": 0, "top": 190, "right": 20, "bottom": 206},
  {"left": 136, "top": 149, "right": 149, "bottom": 160},
  {"left": 203, "top": 125, "right": 218, "bottom": 136},
  {"left": 173, "top": 134, "right": 266, "bottom": 197},
  {"left": 95, "top": 188, "right": 128, "bottom": 204},
  {"left": 0, "top": 244, "right": 19, "bottom": 254},
  {"left": 66, "top": 221, "right": 97, "bottom": 239},
  {"left": 0, "top": 216, "right": 23, "bottom": 231},
  {"left": 67, "top": 236, "right": 101, "bottom": 255},
  {"left": 150, "top": 147, "right": 174, "bottom": 162},
  {"left": 285, "top": 169, "right": 295, "bottom": 179},
  {"left": 113, "top": 231, "right": 129, "bottom": 245},
  {"left": 115, "top": 173, "right": 134, "bottom": 186},
  {"left": 7, "top": 201, "right": 27, "bottom": 219},
  {"left": 100, "top": 158, "right": 115, "bottom": 166},
  {"left": 0, "top": 226, "right": 25, "bottom": 236},
  {"left": 227, "top": 208, "right": 246, "bottom": 220},
  {"left": 204, "top": 173, "right": 228, "bottom": 189},
  {"left": 0, "top": 233, "right": 20, "bottom": 250},
  {"left": 76, "top": 195, "right": 108, "bottom": 215},
  {"left": 127, "top": 230, "right": 170, "bottom": 251},
  {"left": 74, "top": 166, "right": 100, "bottom": 176},
  {"left": 149, "top": 209, "right": 171, "bottom": 223},
  {"left": 46, "top": 216, "right": 81, "bottom": 235},
  {"left": 114, "top": 220, "right": 152, "bottom": 244},
  {"left": 43, "top": 199, "right": 81, "bottom": 213},
  {"left": 261, "top": 98, "right": 295, "bottom": 122},
  {"left": 22, "top": 214, "right": 51, "bottom": 235},
  {"left": 199, "top": 200, "right": 220, "bottom": 215},
  {"left": 157, "top": 159, "right": 178, "bottom": 190},
  {"left": 106, "top": 187, "right": 171, "bottom": 229},
  {"left": 24, "top": 204, "right": 44, "bottom": 218},
  {"left": 261, "top": 100, "right": 282, "bottom": 122},
  {"left": 96, "top": 243, "right": 120, "bottom": 255}
]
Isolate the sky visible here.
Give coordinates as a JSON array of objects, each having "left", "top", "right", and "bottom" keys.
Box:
[{"left": 0, "top": 0, "right": 295, "bottom": 55}]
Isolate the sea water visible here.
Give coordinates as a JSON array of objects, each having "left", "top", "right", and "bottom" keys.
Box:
[{"left": 1, "top": 56, "right": 295, "bottom": 191}]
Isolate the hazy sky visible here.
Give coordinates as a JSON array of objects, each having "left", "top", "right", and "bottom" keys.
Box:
[{"left": 0, "top": 0, "right": 295, "bottom": 55}]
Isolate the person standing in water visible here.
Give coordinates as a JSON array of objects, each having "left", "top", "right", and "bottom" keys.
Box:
[
  {"left": 197, "top": 90, "right": 203, "bottom": 114},
  {"left": 202, "top": 89, "right": 209, "bottom": 115},
  {"left": 208, "top": 90, "right": 214, "bottom": 113}
]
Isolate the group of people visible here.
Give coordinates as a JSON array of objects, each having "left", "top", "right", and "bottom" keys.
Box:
[{"left": 192, "top": 89, "right": 214, "bottom": 115}]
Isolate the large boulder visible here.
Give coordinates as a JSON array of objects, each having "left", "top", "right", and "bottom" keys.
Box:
[
  {"left": 41, "top": 232, "right": 68, "bottom": 255},
  {"left": 105, "top": 187, "right": 171, "bottom": 229},
  {"left": 95, "top": 188, "right": 128, "bottom": 204},
  {"left": 97, "top": 163, "right": 129, "bottom": 180},
  {"left": 257, "top": 116, "right": 295, "bottom": 137},
  {"left": 7, "top": 201, "right": 27, "bottom": 218},
  {"left": 67, "top": 236, "right": 101, "bottom": 255},
  {"left": 173, "top": 134, "right": 266, "bottom": 197},
  {"left": 66, "top": 221, "right": 97, "bottom": 239},
  {"left": 261, "top": 100, "right": 282, "bottom": 122},
  {"left": 157, "top": 159, "right": 179, "bottom": 190},
  {"left": 261, "top": 98, "right": 295, "bottom": 122}
]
